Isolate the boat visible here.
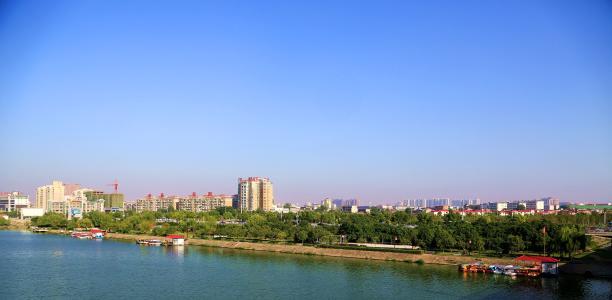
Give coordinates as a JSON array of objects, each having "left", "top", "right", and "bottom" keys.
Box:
[
  {"left": 71, "top": 232, "right": 92, "bottom": 239},
  {"left": 90, "top": 229, "right": 105, "bottom": 239},
  {"left": 136, "top": 239, "right": 162, "bottom": 246},
  {"left": 488, "top": 265, "right": 504, "bottom": 274},
  {"left": 147, "top": 239, "right": 162, "bottom": 246},
  {"left": 458, "top": 262, "right": 489, "bottom": 273},
  {"left": 459, "top": 256, "right": 560, "bottom": 278},
  {"left": 503, "top": 265, "right": 517, "bottom": 276}
]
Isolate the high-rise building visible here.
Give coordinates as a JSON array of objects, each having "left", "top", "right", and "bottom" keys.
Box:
[
  {"left": 36, "top": 180, "right": 65, "bottom": 211},
  {"left": 426, "top": 198, "right": 450, "bottom": 208},
  {"left": 238, "top": 177, "right": 274, "bottom": 211},
  {"left": 321, "top": 198, "right": 333, "bottom": 210},
  {"left": 84, "top": 191, "right": 124, "bottom": 211},
  {"left": 0, "top": 192, "right": 30, "bottom": 212}
]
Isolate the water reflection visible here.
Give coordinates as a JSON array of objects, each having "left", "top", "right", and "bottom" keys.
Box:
[{"left": 163, "top": 245, "right": 186, "bottom": 257}]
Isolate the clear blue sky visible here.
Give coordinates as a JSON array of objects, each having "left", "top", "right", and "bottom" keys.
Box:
[{"left": 1, "top": 0, "right": 610, "bottom": 204}]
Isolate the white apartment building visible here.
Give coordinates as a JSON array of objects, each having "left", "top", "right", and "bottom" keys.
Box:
[{"left": 0, "top": 192, "right": 30, "bottom": 212}]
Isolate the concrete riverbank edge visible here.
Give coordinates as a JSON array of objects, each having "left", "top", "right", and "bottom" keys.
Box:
[{"left": 53, "top": 230, "right": 515, "bottom": 266}]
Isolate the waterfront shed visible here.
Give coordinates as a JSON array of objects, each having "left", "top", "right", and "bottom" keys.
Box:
[
  {"left": 514, "top": 255, "right": 559, "bottom": 276},
  {"left": 167, "top": 235, "right": 185, "bottom": 246}
]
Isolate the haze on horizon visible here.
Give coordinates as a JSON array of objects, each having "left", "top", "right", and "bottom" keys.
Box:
[{"left": 1, "top": 1, "right": 611, "bottom": 204}]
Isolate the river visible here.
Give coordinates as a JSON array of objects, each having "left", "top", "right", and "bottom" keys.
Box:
[{"left": 2, "top": 231, "right": 610, "bottom": 299}]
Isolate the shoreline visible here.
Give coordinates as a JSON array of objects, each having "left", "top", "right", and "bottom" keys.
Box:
[{"left": 32, "top": 228, "right": 516, "bottom": 266}]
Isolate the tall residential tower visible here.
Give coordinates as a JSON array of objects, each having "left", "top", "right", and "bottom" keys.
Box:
[
  {"left": 238, "top": 177, "right": 274, "bottom": 211},
  {"left": 36, "top": 180, "right": 65, "bottom": 211}
]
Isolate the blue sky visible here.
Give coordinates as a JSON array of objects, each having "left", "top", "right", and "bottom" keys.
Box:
[{"left": 1, "top": 0, "right": 611, "bottom": 204}]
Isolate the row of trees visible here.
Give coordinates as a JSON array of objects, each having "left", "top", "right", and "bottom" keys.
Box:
[{"left": 30, "top": 208, "right": 599, "bottom": 258}]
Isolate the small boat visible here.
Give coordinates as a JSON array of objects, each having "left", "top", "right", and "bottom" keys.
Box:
[
  {"left": 71, "top": 232, "right": 92, "bottom": 239},
  {"left": 488, "top": 265, "right": 504, "bottom": 274},
  {"left": 503, "top": 265, "right": 517, "bottom": 276},
  {"left": 147, "top": 239, "right": 162, "bottom": 246},
  {"left": 90, "top": 229, "right": 105, "bottom": 239},
  {"left": 136, "top": 239, "right": 162, "bottom": 246}
]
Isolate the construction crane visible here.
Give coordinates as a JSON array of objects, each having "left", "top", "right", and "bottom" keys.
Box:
[{"left": 107, "top": 179, "right": 119, "bottom": 193}]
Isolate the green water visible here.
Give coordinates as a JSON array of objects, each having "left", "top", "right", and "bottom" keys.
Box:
[{"left": 2, "top": 231, "right": 610, "bottom": 299}]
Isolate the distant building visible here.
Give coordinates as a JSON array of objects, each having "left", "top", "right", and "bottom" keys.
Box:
[
  {"left": 177, "top": 192, "right": 233, "bottom": 212},
  {"left": 331, "top": 198, "right": 360, "bottom": 208},
  {"left": 450, "top": 199, "right": 480, "bottom": 208},
  {"left": 36, "top": 180, "right": 65, "bottom": 211},
  {"left": 526, "top": 200, "right": 544, "bottom": 211},
  {"left": 341, "top": 205, "right": 358, "bottom": 213},
  {"left": 65, "top": 189, "right": 105, "bottom": 219},
  {"left": 63, "top": 183, "right": 82, "bottom": 196},
  {"left": 136, "top": 193, "right": 179, "bottom": 212},
  {"left": 84, "top": 191, "right": 124, "bottom": 211},
  {"left": 345, "top": 198, "right": 359, "bottom": 207},
  {"left": 0, "top": 192, "right": 30, "bottom": 212},
  {"left": 507, "top": 201, "right": 527, "bottom": 210},
  {"left": 404, "top": 199, "right": 426, "bottom": 209},
  {"left": 320, "top": 198, "right": 333, "bottom": 210},
  {"left": 542, "top": 197, "right": 560, "bottom": 211},
  {"left": 238, "top": 177, "right": 274, "bottom": 211},
  {"left": 426, "top": 198, "right": 450, "bottom": 208},
  {"left": 483, "top": 202, "right": 508, "bottom": 211}
]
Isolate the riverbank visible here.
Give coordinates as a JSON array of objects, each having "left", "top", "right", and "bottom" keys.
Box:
[
  {"left": 0, "top": 218, "right": 29, "bottom": 231},
  {"left": 93, "top": 231, "right": 512, "bottom": 265}
]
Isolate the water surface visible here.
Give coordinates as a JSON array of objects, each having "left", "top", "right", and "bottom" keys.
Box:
[{"left": 2, "top": 231, "right": 610, "bottom": 299}]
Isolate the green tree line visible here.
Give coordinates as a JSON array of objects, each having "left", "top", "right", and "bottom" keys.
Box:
[{"left": 31, "top": 208, "right": 602, "bottom": 259}]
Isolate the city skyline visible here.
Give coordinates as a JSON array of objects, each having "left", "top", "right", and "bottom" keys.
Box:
[
  {"left": 2, "top": 177, "right": 601, "bottom": 206},
  {"left": 1, "top": 1, "right": 611, "bottom": 204}
]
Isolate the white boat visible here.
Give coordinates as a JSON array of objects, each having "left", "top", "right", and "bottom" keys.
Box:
[
  {"left": 503, "top": 265, "right": 517, "bottom": 276},
  {"left": 147, "top": 239, "right": 162, "bottom": 246}
]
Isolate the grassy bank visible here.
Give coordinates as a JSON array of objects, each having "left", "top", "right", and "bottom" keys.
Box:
[{"left": 98, "top": 231, "right": 514, "bottom": 265}]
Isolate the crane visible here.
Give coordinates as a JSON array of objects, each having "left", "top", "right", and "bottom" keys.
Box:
[{"left": 107, "top": 179, "right": 119, "bottom": 193}]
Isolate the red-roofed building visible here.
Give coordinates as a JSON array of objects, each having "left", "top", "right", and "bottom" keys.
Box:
[
  {"left": 515, "top": 255, "right": 559, "bottom": 276},
  {"left": 166, "top": 235, "right": 185, "bottom": 245}
]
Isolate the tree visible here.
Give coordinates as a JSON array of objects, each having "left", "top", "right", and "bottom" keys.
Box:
[
  {"left": 504, "top": 234, "right": 525, "bottom": 254},
  {"left": 295, "top": 227, "right": 309, "bottom": 244},
  {"left": 434, "top": 228, "right": 456, "bottom": 252},
  {"left": 77, "top": 218, "right": 93, "bottom": 229}
]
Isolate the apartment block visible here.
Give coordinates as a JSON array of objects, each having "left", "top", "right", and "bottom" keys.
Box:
[
  {"left": 177, "top": 192, "right": 233, "bottom": 212},
  {"left": 0, "top": 192, "right": 30, "bottom": 212},
  {"left": 238, "top": 177, "right": 274, "bottom": 211}
]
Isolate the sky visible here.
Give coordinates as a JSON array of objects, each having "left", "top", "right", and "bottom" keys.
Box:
[{"left": 1, "top": 0, "right": 611, "bottom": 204}]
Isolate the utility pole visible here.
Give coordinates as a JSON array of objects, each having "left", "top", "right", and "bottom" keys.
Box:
[{"left": 543, "top": 226, "right": 547, "bottom": 256}]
